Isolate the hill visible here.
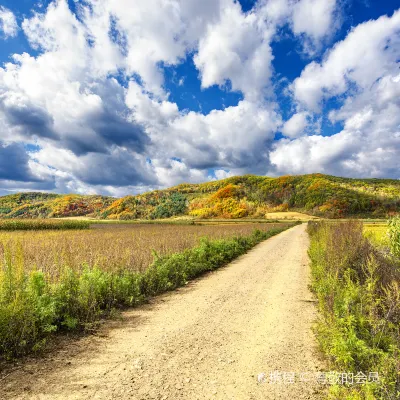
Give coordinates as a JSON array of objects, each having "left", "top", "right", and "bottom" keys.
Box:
[
  {"left": 0, "top": 174, "right": 399, "bottom": 219},
  {"left": 0, "top": 192, "right": 114, "bottom": 219}
]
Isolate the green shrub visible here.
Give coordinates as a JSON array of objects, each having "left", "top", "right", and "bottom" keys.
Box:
[{"left": 150, "top": 193, "right": 188, "bottom": 219}]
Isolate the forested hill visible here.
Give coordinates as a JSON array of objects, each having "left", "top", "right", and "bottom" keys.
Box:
[{"left": 1, "top": 174, "right": 399, "bottom": 219}]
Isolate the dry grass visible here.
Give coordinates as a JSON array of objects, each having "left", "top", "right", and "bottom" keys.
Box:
[
  {"left": 265, "top": 211, "right": 318, "bottom": 220},
  {"left": 0, "top": 223, "right": 288, "bottom": 281}
]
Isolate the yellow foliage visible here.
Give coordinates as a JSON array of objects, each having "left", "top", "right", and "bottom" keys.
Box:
[
  {"left": 189, "top": 186, "right": 249, "bottom": 219},
  {"left": 271, "top": 203, "right": 289, "bottom": 212}
]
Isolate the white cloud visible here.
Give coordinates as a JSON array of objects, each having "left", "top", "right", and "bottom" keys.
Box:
[
  {"left": 125, "top": 81, "right": 179, "bottom": 127},
  {"left": 159, "top": 100, "right": 281, "bottom": 171},
  {"left": 153, "top": 158, "right": 208, "bottom": 188},
  {"left": 271, "top": 123, "right": 400, "bottom": 179},
  {"left": 281, "top": 111, "right": 310, "bottom": 138},
  {"left": 292, "top": 9, "right": 400, "bottom": 110},
  {"left": 270, "top": 131, "right": 360, "bottom": 175},
  {"left": 291, "top": 0, "right": 339, "bottom": 54},
  {"left": 0, "top": 6, "right": 18, "bottom": 38},
  {"left": 273, "top": 73, "right": 400, "bottom": 178},
  {"left": 256, "top": 0, "right": 339, "bottom": 54},
  {"left": 194, "top": 0, "right": 340, "bottom": 100},
  {"left": 272, "top": 9, "right": 400, "bottom": 179},
  {"left": 82, "top": 0, "right": 221, "bottom": 96},
  {"left": 31, "top": 143, "right": 156, "bottom": 188},
  {"left": 194, "top": 0, "right": 274, "bottom": 101},
  {"left": 212, "top": 169, "right": 234, "bottom": 180}
]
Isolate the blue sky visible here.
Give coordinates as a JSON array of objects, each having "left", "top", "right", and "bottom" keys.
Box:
[{"left": 0, "top": 0, "right": 399, "bottom": 196}]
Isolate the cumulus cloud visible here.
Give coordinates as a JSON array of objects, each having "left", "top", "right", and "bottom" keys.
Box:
[
  {"left": 271, "top": 126, "right": 400, "bottom": 179},
  {"left": 81, "top": 0, "right": 221, "bottom": 95},
  {"left": 212, "top": 169, "right": 235, "bottom": 180},
  {"left": 271, "top": 131, "right": 358, "bottom": 175},
  {"left": 0, "top": 143, "right": 39, "bottom": 182},
  {"left": 194, "top": 0, "right": 274, "bottom": 101},
  {"left": 272, "top": 10, "right": 400, "bottom": 179},
  {"left": 292, "top": 10, "right": 400, "bottom": 110},
  {"left": 281, "top": 112, "right": 310, "bottom": 138},
  {"left": 291, "top": 0, "right": 339, "bottom": 54},
  {"left": 0, "top": 3, "right": 151, "bottom": 157},
  {"left": 0, "top": 6, "right": 18, "bottom": 38},
  {"left": 292, "top": 0, "right": 337, "bottom": 39},
  {"left": 194, "top": 0, "right": 339, "bottom": 100},
  {"left": 0, "top": 97, "right": 57, "bottom": 141},
  {"left": 156, "top": 100, "right": 281, "bottom": 171},
  {"left": 152, "top": 158, "right": 208, "bottom": 188},
  {"left": 256, "top": 0, "right": 339, "bottom": 54},
  {"left": 33, "top": 143, "right": 156, "bottom": 186},
  {"left": 125, "top": 80, "right": 281, "bottom": 173}
]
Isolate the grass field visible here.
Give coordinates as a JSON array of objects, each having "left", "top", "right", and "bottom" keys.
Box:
[{"left": 0, "top": 223, "right": 290, "bottom": 279}]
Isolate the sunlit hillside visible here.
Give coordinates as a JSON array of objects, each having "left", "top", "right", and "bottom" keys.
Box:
[{"left": 1, "top": 174, "right": 399, "bottom": 219}]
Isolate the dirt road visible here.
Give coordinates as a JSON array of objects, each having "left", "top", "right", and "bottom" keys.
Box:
[{"left": 2, "top": 224, "right": 325, "bottom": 400}]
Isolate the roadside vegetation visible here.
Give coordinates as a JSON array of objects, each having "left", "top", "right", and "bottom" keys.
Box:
[
  {"left": 1, "top": 174, "right": 399, "bottom": 220},
  {"left": 0, "top": 222, "right": 295, "bottom": 359},
  {"left": 308, "top": 218, "right": 400, "bottom": 399}
]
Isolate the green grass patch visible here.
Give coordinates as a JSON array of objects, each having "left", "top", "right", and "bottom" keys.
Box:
[
  {"left": 0, "top": 219, "right": 91, "bottom": 231},
  {"left": 363, "top": 224, "right": 390, "bottom": 248}
]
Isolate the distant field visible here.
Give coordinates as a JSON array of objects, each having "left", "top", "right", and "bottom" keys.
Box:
[
  {"left": 363, "top": 222, "right": 390, "bottom": 247},
  {"left": 52, "top": 212, "right": 316, "bottom": 224},
  {"left": 264, "top": 211, "right": 318, "bottom": 220},
  {"left": 0, "top": 223, "right": 291, "bottom": 279}
]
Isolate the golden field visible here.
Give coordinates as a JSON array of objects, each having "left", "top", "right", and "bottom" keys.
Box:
[{"left": 0, "top": 222, "right": 289, "bottom": 281}]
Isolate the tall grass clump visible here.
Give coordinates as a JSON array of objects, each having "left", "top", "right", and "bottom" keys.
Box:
[
  {"left": 388, "top": 216, "right": 400, "bottom": 258},
  {"left": 0, "top": 219, "right": 91, "bottom": 231},
  {"left": 308, "top": 220, "right": 400, "bottom": 399},
  {"left": 0, "top": 224, "right": 294, "bottom": 359}
]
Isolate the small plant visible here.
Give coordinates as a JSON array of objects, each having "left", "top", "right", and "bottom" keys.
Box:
[{"left": 388, "top": 216, "right": 400, "bottom": 257}]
